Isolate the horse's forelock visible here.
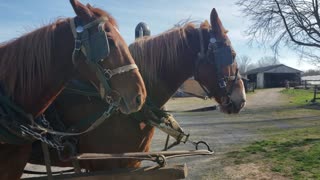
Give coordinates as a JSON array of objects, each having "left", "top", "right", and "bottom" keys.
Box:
[{"left": 87, "top": 6, "right": 119, "bottom": 29}]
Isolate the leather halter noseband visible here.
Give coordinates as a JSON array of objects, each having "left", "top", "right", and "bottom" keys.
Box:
[
  {"left": 69, "top": 17, "right": 138, "bottom": 104},
  {"left": 194, "top": 28, "right": 239, "bottom": 99}
]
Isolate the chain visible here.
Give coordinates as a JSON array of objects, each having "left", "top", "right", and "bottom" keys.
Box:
[
  {"left": 20, "top": 101, "right": 118, "bottom": 151},
  {"left": 20, "top": 116, "right": 64, "bottom": 151},
  {"left": 21, "top": 125, "right": 63, "bottom": 150}
]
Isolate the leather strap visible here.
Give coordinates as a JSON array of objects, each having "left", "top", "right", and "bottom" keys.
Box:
[{"left": 103, "top": 64, "right": 138, "bottom": 79}]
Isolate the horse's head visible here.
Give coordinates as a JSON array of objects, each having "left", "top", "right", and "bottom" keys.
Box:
[
  {"left": 193, "top": 8, "right": 246, "bottom": 114},
  {"left": 69, "top": 0, "right": 146, "bottom": 114}
]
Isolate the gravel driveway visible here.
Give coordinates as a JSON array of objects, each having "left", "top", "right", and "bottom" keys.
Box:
[
  {"left": 24, "top": 88, "right": 320, "bottom": 179},
  {"left": 148, "top": 88, "right": 320, "bottom": 179}
]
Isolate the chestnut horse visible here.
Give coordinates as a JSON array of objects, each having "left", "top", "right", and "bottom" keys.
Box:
[
  {"left": 30, "top": 8, "right": 246, "bottom": 171},
  {"left": 0, "top": 0, "right": 146, "bottom": 179}
]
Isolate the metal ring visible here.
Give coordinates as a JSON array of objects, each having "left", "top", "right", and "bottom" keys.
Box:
[
  {"left": 58, "top": 140, "right": 77, "bottom": 162},
  {"left": 103, "top": 69, "right": 113, "bottom": 79},
  {"left": 155, "top": 155, "right": 167, "bottom": 167}
]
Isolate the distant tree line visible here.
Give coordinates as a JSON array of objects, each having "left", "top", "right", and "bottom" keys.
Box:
[
  {"left": 302, "top": 69, "right": 320, "bottom": 76},
  {"left": 237, "top": 55, "right": 280, "bottom": 75}
]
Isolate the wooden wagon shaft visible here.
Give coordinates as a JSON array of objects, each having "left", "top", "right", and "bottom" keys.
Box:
[
  {"left": 75, "top": 150, "right": 213, "bottom": 160},
  {"left": 22, "top": 164, "right": 188, "bottom": 180}
]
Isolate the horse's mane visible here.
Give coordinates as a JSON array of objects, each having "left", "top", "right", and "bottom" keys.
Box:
[
  {"left": 129, "top": 22, "right": 197, "bottom": 86},
  {"left": 0, "top": 7, "right": 116, "bottom": 101},
  {"left": 0, "top": 20, "right": 62, "bottom": 100}
]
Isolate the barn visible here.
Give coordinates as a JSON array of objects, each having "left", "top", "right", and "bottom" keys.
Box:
[{"left": 244, "top": 64, "right": 302, "bottom": 88}]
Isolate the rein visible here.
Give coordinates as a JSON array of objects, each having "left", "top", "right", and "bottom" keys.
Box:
[{"left": 130, "top": 100, "right": 213, "bottom": 152}]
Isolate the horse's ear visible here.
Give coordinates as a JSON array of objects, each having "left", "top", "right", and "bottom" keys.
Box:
[
  {"left": 210, "top": 8, "right": 226, "bottom": 40},
  {"left": 69, "top": 0, "right": 93, "bottom": 21}
]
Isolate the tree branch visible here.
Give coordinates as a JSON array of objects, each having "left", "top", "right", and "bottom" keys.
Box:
[{"left": 274, "top": 0, "right": 320, "bottom": 48}]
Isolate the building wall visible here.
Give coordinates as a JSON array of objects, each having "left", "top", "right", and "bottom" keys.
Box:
[{"left": 257, "top": 73, "right": 264, "bottom": 88}]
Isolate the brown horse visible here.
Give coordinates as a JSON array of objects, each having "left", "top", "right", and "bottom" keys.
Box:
[
  {"left": 30, "top": 8, "right": 246, "bottom": 171},
  {"left": 0, "top": 0, "right": 146, "bottom": 179}
]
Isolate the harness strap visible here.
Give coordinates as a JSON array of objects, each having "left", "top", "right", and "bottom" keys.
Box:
[
  {"left": 195, "top": 29, "right": 213, "bottom": 98},
  {"left": 103, "top": 64, "right": 138, "bottom": 79},
  {"left": 70, "top": 17, "right": 109, "bottom": 60},
  {"left": 0, "top": 93, "right": 36, "bottom": 144},
  {"left": 198, "top": 29, "right": 205, "bottom": 59},
  {"left": 83, "top": 17, "right": 108, "bottom": 29},
  {"left": 41, "top": 142, "right": 53, "bottom": 180},
  {"left": 70, "top": 18, "right": 86, "bottom": 65},
  {"left": 34, "top": 104, "right": 116, "bottom": 137},
  {"left": 69, "top": 17, "right": 139, "bottom": 100},
  {"left": 194, "top": 27, "right": 239, "bottom": 99},
  {"left": 93, "top": 63, "right": 113, "bottom": 96},
  {"left": 227, "top": 69, "right": 239, "bottom": 96}
]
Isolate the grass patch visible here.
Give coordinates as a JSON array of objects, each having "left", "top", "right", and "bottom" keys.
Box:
[
  {"left": 281, "top": 89, "right": 314, "bottom": 106},
  {"left": 227, "top": 127, "right": 320, "bottom": 179}
]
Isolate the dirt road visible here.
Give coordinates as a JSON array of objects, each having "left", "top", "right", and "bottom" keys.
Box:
[
  {"left": 148, "top": 88, "right": 320, "bottom": 179},
  {"left": 244, "top": 88, "right": 288, "bottom": 108}
]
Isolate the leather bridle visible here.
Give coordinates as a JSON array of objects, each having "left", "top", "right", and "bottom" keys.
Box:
[
  {"left": 194, "top": 28, "right": 239, "bottom": 101},
  {"left": 69, "top": 16, "right": 138, "bottom": 105}
]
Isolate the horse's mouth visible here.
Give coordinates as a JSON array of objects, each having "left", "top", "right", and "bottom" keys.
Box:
[
  {"left": 118, "top": 99, "right": 129, "bottom": 114},
  {"left": 219, "top": 101, "right": 243, "bottom": 114}
]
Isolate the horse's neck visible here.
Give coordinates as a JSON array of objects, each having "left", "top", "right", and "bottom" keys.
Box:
[
  {"left": 148, "top": 29, "right": 201, "bottom": 107},
  {"left": 0, "top": 20, "right": 76, "bottom": 116},
  {"left": 32, "top": 21, "right": 76, "bottom": 116}
]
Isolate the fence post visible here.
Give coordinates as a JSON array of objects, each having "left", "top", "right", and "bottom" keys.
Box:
[
  {"left": 305, "top": 80, "right": 307, "bottom": 89},
  {"left": 313, "top": 85, "right": 318, "bottom": 102}
]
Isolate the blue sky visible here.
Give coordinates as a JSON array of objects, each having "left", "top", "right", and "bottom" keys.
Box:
[{"left": 0, "top": 0, "right": 315, "bottom": 70}]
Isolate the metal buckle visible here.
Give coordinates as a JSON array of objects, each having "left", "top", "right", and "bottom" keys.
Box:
[
  {"left": 103, "top": 69, "right": 113, "bottom": 79},
  {"left": 74, "top": 39, "right": 82, "bottom": 51},
  {"left": 76, "top": 26, "right": 84, "bottom": 33},
  {"left": 218, "top": 79, "right": 227, "bottom": 88},
  {"left": 105, "top": 96, "right": 113, "bottom": 104}
]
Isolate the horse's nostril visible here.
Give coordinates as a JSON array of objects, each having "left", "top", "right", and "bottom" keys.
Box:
[{"left": 136, "top": 94, "right": 142, "bottom": 106}]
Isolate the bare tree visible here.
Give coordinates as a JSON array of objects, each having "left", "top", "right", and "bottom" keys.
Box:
[
  {"left": 243, "top": 56, "right": 280, "bottom": 71},
  {"left": 247, "top": 63, "right": 258, "bottom": 71},
  {"left": 257, "top": 56, "right": 280, "bottom": 67},
  {"left": 237, "top": 55, "right": 252, "bottom": 74},
  {"left": 303, "top": 69, "right": 320, "bottom": 76},
  {"left": 237, "top": 0, "right": 320, "bottom": 67}
]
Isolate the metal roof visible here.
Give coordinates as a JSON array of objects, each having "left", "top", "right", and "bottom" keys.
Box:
[{"left": 245, "top": 64, "right": 302, "bottom": 75}]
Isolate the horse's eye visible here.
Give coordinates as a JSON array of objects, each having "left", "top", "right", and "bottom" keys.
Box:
[{"left": 104, "top": 25, "right": 111, "bottom": 33}]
